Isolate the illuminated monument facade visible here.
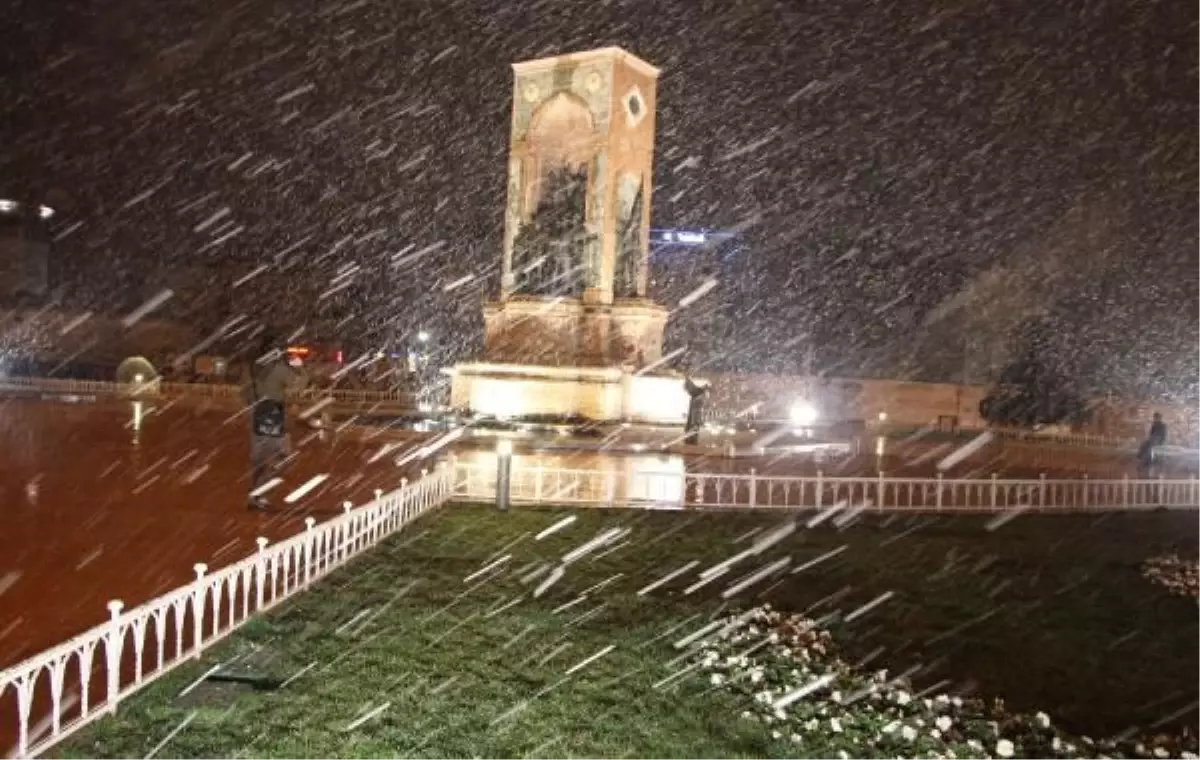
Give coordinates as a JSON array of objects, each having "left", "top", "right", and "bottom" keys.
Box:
[{"left": 450, "top": 47, "right": 689, "bottom": 422}]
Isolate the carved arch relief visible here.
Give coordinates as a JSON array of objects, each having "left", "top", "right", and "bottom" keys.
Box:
[{"left": 525, "top": 92, "right": 596, "bottom": 213}]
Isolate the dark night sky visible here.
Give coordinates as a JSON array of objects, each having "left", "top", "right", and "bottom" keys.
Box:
[{"left": 0, "top": 0, "right": 1196, "bottom": 399}]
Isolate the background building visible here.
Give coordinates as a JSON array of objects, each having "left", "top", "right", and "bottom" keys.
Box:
[{"left": 0, "top": 199, "right": 52, "bottom": 303}]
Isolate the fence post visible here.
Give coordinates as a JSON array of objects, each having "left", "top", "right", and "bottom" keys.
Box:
[
  {"left": 496, "top": 440, "right": 513, "bottom": 512},
  {"left": 1123, "top": 475, "right": 1130, "bottom": 509},
  {"left": 1158, "top": 474, "right": 1165, "bottom": 508},
  {"left": 104, "top": 599, "right": 125, "bottom": 713},
  {"left": 304, "top": 517, "right": 317, "bottom": 585},
  {"left": 255, "top": 538, "right": 270, "bottom": 609},
  {"left": 815, "top": 470, "right": 823, "bottom": 510},
  {"left": 935, "top": 473, "right": 943, "bottom": 511},
  {"left": 605, "top": 469, "right": 618, "bottom": 506},
  {"left": 748, "top": 468, "right": 757, "bottom": 508},
  {"left": 1081, "top": 474, "right": 1089, "bottom": 509},
  {"left": 877, "top": 471, "right": 885, "bottom": 511},
  {"left": 990, "top": 473, "right": 998, "bottom": 509},
  {"left": 535, "top": 466, "right": 544, "bottom": 502},
  {"left": 1039, "top": 473, "right": 1047, "bottom": 509},
  {"left": 371, "top": 490, "right": 384, "bottom": 540},
  {"left": 192, "top": 563, "right": 208, "bottom": 657}
]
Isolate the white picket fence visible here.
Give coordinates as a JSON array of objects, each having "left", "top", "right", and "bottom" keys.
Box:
[
  {"left": 0, "top": 465, "right": 454, "bottom": 759},
  {"left": 452, "top": 461, "right": 1200, "bottom": 512}
]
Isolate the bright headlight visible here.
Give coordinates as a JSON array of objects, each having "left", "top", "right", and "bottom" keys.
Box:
[{"left": 790, "top": 400, "right": 818, "bottom": 426}]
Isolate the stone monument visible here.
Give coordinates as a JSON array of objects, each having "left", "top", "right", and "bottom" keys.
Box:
[{"left": 450, "top": 47, "right": 688, "bottom": 422}]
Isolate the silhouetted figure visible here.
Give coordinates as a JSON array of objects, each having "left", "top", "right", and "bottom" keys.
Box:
[
  {"left": 243, "top": 334, "right": 307, "bottom": 510},
  {"left": 1137, "top": 412, "right": 1167, "bottom": 477},
  {"left": 684, "top": 377, "right": 708, "bottom": 446}
]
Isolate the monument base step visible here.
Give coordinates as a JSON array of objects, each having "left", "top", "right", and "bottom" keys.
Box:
[{"left": 448, "top": 362, "right": 689, "bottom": 424}]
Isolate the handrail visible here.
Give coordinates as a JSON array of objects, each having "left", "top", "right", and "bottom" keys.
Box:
[
  {"left": 0, "top": 375, "right": 417, "bottom": 406},
  {"left": 0, "top": 464, "right": 455, "bottom": 758},
  {"left": 452, "top": 462, "right": 1200, "bottom": 513}
]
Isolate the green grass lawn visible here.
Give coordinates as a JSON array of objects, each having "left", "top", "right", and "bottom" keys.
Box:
[{"left": 56, "top": 504, "right": 1198, "bottom": 758}]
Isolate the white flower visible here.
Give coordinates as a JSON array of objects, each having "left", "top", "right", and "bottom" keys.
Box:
[
  {"left": 1179, "top": 752, "right": 1198, "bottom": 760},
  {"left": 882, "top": 721, "right": 899, "bottom": 734},
  {"left": 790, "top": 733, "right": 803, "bottom": 744},
  {"left": 710, "top": 673, "right": 724, "bottom": 686},
  {"left": 773, "top": 708, "right": 786, "bottom": 721},
  {"left": 894, "top": 690, "right": 912, "bottom": 705},
  {"left": 967, "top": 739, "right": 983, "bottom": 751},
  {"left": 951, "top": 696, "right": 963, "bottom": 708},
  {"left": 740, "top": 710, "right": 752, "bottom": 719},
  {"left": 924, "top": 698, "right": 934, "bottom": 710},
  {"left": 1153, "top": 749, "right": 1168, "bottom": 759},
  {"left": 831, "top": 690, "right": 843, "bottom": 703},
  {"left": 1035, "top": 711, "right": 1051, "bottom": 728},
  {"left": 771, "top": 730, "right": 781, "bottom": 740},
  {"left": 838, "top": 751, "right": 850, "bottom": 760},
  {"left": 996, "top": 739, "right": 1015, "bottom": 758},
  {"left": 936, "top": 715, "right": 953, "bottom": 733},
  {"left": 931, "top": 729, "right": 941, "bottom": 739},
  {"left": 750, "top": 669, "right": 764, "bottom": 684},
  {"left": 935, "top": 694, "right": 951, "bottom": 706},
  {"left": 901, "top": 725, "right": 917, "bottom": 741},
  {"left": 1052, "top": 737, "right": 1062, "bottom": 752},
  {"left": 804, "top": 718, "right": 819, "bottom": 732},
  {"left": 829, "top": 718, "right": 842, "bottom": 733}
]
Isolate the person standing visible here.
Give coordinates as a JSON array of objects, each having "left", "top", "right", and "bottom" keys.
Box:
[
  {"left": 1137, "top": 412, "right": 1168, "bottom": 477},
  {"left": 244, "top": 335, "right": 307, "bottom": 510}
]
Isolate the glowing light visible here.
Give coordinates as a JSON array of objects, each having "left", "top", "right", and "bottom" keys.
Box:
[
  {"left": 132, "top": 401, "right": 144, "bottom": 431},
  {"left": 0, "top": 200, "right": 16, "bottom": 213},
  {"left": 417, "top": 330, "right": 430, "bottom": 343},
  {"left": 789, "top": 400, "right": 819, "bottom": 426},
  {"left": 878, "top": 411, "right": 888, "bottom": 422},
  {"left": 38, "top": 205, "right": 54, "bottom": 220},
  {"left": 496, "top": 439, "right": 513, "bottom": 456}
]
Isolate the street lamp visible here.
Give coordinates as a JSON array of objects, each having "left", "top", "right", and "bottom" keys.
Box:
[
  {"left": 790, "top": 400, "right": 818, "bottom": 426},
  {"left": 417, "top": 330, "right": 430, "bottom": 343},
  {"left": 496, "top": 439, "right": 513, "bottom": 512}
]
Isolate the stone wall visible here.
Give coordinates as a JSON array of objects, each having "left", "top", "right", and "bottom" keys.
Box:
[
  {"left": 702, "top": 372, "right": 1198, "bottom": 444},
  {"left": 703, "top": 374, "right": 987, "bottom": 429}
]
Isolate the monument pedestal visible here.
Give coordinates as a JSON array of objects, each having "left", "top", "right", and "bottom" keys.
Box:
[
  {"left": 482, "top": 297, "right": 668, "bottom": 368},
  {"left": 449, "top": 361, "right": 689, "bottom": 424}
]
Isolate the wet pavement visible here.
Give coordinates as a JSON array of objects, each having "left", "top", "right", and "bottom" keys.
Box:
[{"left": 0, "top": 397, "right": 430, "bottom": 668}]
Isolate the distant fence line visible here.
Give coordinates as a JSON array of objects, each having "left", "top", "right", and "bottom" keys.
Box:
[
  {"left": 0, "top": 374, "right": 414, "bottom": 406},
  {"left": 452, "top": 461, "right": 1200, "bottom": 513},
  {"left": 0, "top": 466, "right": 454, "bottom": 758}
]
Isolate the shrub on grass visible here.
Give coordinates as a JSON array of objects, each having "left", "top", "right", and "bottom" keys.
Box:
[{"left": 693, "top": 605, "right": 1198, "bottom": 760}]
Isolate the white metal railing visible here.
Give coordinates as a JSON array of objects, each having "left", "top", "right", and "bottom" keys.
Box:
[
  {"left": 0, "top": 376, "right": 414, "bottom": 407},
  {"left": 452, "top": 462, "right": 1200, "bottom": 513},
  {"left": 0, "top": 464, "right": 454, "bottom": 759},
  {"left": 982, "top": 426, "right": 1139, "bottom": 450}
]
